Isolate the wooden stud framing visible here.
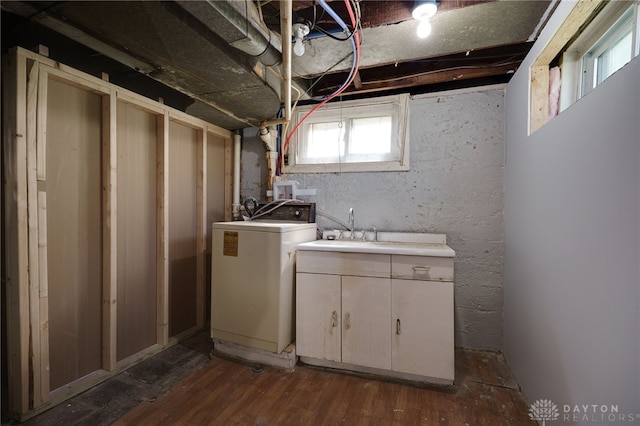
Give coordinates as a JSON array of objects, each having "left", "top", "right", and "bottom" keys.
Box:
[
  {"left": 3, "top": 47, "right": 233, "bottom": 420},
  {"left": 529, "top": 0, "right": 603, "bottom": 134},
  {"left": 26, "top": 59, "right": 48, "bottom": 407},
  {"left": 102, "top": 89, "right": 118, "bottom": 371},
  {"left": 196, "top": 130, "right": 207, "bottom": 328},
  {"left": 117, "top": 90, "right": 165, "bottom": 115},
  {"left": 3, "top": 49, "right": 31, "bottom": 418},
  {"left": 40, "top": 63, "right": 109, "bottom": 94},
  {"left": 36, "top": 68, "right": 47, "bottom": 181},
  {"left": 529, "top": 66, "right": 551, "bottom": 133},
  {"left": 156, "top": 113, "right": 170, "bottom": 346},
  {"left": 36, "top": 190, "right": 50, "bottom": 402}
]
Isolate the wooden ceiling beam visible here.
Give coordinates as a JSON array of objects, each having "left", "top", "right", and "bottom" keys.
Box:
[
  {"left": 325, "top": 62, "right": 519, "bottom": 96},
  {"left": 306, "top": 41, "right": 532, "bottom": 96}
]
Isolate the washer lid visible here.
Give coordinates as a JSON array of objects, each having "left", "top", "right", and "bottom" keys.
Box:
[{"left": 211, "top": 220, "right": 317, "bottom": 233}]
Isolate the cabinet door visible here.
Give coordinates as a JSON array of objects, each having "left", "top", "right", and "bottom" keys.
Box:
[
  {"left": 391, "top": 279, "right": 454, "bottom": 380},
  {"left": 342, "top": 276, "right": 391, "bottom": 370},
  {"left": 296, "top": 273, "right": 342, "bottom": 362}
]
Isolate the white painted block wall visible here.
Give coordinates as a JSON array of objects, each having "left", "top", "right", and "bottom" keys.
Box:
[{"left": 241, "top": 86, "right": 506, "bottom": 350}]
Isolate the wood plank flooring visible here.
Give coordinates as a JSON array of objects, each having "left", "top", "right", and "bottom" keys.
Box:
[{"left": 114, "top": 349, "right": 531, "bottom": 425}]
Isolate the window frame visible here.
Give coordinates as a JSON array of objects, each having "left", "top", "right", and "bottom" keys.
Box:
[
  {"left": 286, "top": 94, "right": 410, "bottom": 173},
  {"left": 560, "top": 0, "right": 639, "bottom": 110}
]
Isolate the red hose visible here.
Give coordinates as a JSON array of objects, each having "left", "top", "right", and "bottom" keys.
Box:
[{"left": 279, "top": 0, "right": 360, "bottom": 170}]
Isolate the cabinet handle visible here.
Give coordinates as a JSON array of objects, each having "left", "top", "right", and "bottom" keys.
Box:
[
  {"left": 344, "top": 312, "right": 350, "bottom": 330},
  {"left": 396, "top": 318, "right": 401, "bottom": 335},
  {"left": 412, "top": 265, "right": 431, "bottom": 272},
  {"left": 331, "top": 311, "right": 338, "bottom": 328}
]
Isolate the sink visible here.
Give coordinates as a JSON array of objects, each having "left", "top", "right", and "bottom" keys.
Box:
[{"left": 297, "top": 233, "right": 455, "bottom": 257}]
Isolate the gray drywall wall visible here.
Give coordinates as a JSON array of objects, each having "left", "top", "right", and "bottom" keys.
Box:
[
  {"left": 241, "top": 86, "right": 506, "bottom": 350},
  {"left": 503, "top": 1, "right": 640, "bottom": 421}
]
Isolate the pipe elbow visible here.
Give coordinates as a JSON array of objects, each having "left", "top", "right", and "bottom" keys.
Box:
[{"left": 259, "top": 125, "right": 276, "bottom": 152}]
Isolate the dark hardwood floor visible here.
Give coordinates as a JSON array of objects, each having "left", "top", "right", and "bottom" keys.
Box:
[
  {"left": 9, "top": 332, "right": 530, "bottom": 425},
  {"left": 114, "top": 346, "right": 531, "bottom": 425}
]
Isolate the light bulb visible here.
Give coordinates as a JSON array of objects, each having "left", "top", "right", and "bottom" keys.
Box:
[
  {"left": 292, "top": 23, "right": 310, "bottom": 57},
  {"left": 417, "top": 19, "right": 432, "bottom": 39},
  {"left": 293, "top": 38, "right": 305, "bottom": 56},
  {"left": 412, "top": 2, "right": 437, "bottom": 20}
]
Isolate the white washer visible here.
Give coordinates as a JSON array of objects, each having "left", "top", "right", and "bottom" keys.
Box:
[{"left": 210, "top": 220, "right": 317, "bottom": 354}]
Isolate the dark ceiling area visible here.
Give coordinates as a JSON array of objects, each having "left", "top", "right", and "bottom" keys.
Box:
[{"left": 1, "top": 1, "right": 555, "bottom": 130}]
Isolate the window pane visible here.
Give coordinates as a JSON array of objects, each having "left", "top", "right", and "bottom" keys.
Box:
[
  {"left": 349, "top": 116, "right": 393, "bottom": 155},
  {"left": 289, "top": 94, "right": 409, "bottom": 172},
  {"left": 305, "top": 121, "right": 344, "bottom": 160},
  {"left": 596, "top": 30, "right": 633, "bottom": 84}
]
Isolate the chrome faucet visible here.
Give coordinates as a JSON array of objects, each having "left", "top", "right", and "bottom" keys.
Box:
[{"left": 348, "top": 208, "right": 355, "bottom": 239}]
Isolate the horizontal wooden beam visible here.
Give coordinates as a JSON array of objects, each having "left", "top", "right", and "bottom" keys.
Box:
[{"left": 309, "top": 42, "right": 532, "bottom": 97}]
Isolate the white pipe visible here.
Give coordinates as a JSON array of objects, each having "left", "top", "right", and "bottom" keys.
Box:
[
  {"left": 232, "top": 130, "right": 241, "bottom": 220},
  {"left": 280, "top": 0, "right": 292, "bottom": 122},
  {"left": 259, "top": 126, "right": 276, "bottom": 152}
]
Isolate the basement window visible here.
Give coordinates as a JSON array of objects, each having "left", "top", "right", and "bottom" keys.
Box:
[
  {"left": 560, "top": 1, "right": 639, "bottom": 110},
  {"left": 529, "top": 0, "right": 639, "bottom": 133},
  {"left": 286, "top": 94, "right": 410, "bottom": 173}
]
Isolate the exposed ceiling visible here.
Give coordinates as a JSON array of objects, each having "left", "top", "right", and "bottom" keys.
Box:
[{"left": 1, "top": 0, "right": 555, "bottom": 130}]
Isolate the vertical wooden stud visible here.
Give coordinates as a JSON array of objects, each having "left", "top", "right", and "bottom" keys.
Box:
[
  {"left": 196, "top": 130, "right": 207, "bottom": 328},
  {"left": 156, "top": 113, "right": 170, "bottom": 346},
  {"left": 530, "top": 65, "right": 550, "bottom": 134},
  {"left": 37, "top": 191, "right": 50, "bottom": 402},
  {"left": 36, "top": 45, "right": 49, "bottom": 58},
  {"left": 3, "top": 49, "right": 31, "bottom": 418},
  {"left": 35, "top": 65, "right": 50, "bottom": 399},
  {"left": 102, "top": 90, "right": 118, "bottom": 371},
  {"left": 36, "top": 69, "right": 47, "bottom": 181},
  {"left": 26, "top": 59, "right": 44, "bottom": 407}
]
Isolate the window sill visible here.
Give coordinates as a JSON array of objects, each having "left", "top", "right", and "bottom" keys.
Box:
[{"left": 287, "top": 161, "right": 410, "bottom": 174}]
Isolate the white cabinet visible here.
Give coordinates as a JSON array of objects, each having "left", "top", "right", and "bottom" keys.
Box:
[
  {"left": 341, "top": 276, "right": 391, "bottom": 370},
  {"left": 295, "top": 273, "right": 391, "bottom": 369},
  {"left": 391, "top": 279, "right": 454, "bottom": 379},
  {"left": 295, "top": 273, "right": 341, "bottom": 362},
  {"left": 296, "top": 248, "right": 454, "bottom": 384}
]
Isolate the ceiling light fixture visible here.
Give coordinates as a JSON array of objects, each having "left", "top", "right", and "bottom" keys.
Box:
[
  {"left": 292, "top": 23, "right": 310, "bottom": 56},
  {"left": 412, "top": 0, "right": 438, "bottom": 39}
]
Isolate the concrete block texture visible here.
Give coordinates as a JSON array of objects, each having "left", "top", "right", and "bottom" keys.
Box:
[{"left": 240, "top": 87, "right": 505, "bottom": 351}]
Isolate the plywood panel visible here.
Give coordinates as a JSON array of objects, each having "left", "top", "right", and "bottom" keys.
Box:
[
  {"left": 116, "top": 101, "right": 158, "bottom": 360},
  {"left": 206, "top": 133, "right": 227, "bottom": 226},
  {"left": 168, "top": 121, "right": 198, "bottom": 336},
  {"left": 46, "top": 78, "right": 103, "bottom": 390}
]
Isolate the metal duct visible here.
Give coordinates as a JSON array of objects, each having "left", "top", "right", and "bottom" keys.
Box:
[{"left": 176, "top": 0, "right": 282, "bottom": 67}]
